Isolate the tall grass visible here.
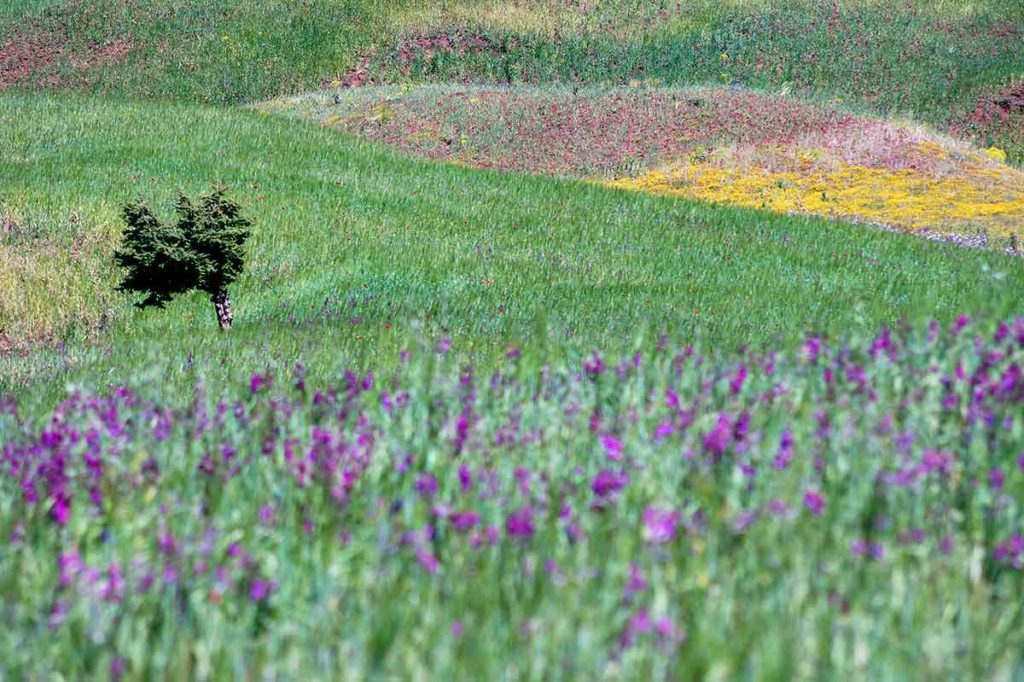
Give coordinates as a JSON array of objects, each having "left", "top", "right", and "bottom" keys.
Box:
[
  {"left": 2, "top": 317, "right": 1023, "bottom": 678},
  {"left": 3, "top": 92, "right": 1023, "bottom": 400}
]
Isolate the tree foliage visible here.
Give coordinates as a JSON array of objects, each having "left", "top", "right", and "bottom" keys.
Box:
[{"left": 115, "top": 187, "right": 252, "bottom": 322}]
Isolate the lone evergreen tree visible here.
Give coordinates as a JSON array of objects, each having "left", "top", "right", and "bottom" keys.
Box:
[{"left": 115, "top": 187, "right": 252, "bottom": 330}]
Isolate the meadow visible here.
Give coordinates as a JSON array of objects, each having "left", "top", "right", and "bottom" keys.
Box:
[
  {"left": 2, "top": 0, "right": 1024, "bottom": 679},
  {"left": 266, "top": 84, "right": 1024, "bottom": 244},
  {"left": 6, "top": 93, "right": 1024, "bottom": 400},
  {"left": 4, "top": 318, "right": 1024, "bottom": 678}
]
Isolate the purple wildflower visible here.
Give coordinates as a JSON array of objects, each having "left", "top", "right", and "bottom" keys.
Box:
[
  {"left": 249, "top": 578, "right": 276, "bottom": 602},
  {"left": 583, "top": 352, "right": 605, "bottom": 377},
  {"left": 850, "top": 539, "right": 884, "bottom": 559},
  {"left": 802, "top": 337, "right": 822, "bottom": 363},
  {"left": 653, "top": 421, "right": 675, "bottom": 442},
  {"left": 732, "top": 510, "right": 757, "bottom": 533},
  {"left": 620, "top": 608, "right": 654, "bottom": 648},
  {"left": 989, "top": 468, "right": 1005, "bottom": 491},
  {"left": 601, "top": 435, "right": 624, "bottom": 462},
  {"left": 702, "top": 412, "right": 732, "bottom": 456},
  {"left": 162, "top": 565, "right": 179, "bottom": 586},
  {"left": 772, "top": 429, "right": 795, "bottom": 469},
  {"left": 450, "top": 510, "right": 480, "bottom": 532},
  {"left": 938, "top": 536, "right": 955, "bottom": 555},
  {"left": 625, "top": 563, "right": 648, "bottom": 599},
  {"left": 47, "top": 600, "right": 69, "bottom": 628},
  {"left": 58, "top": 551, "right": 83, "bottom": 587},
  {"left": 458, "top": 463, "right": 473, "bottom": 492},
  {"left": 415, "top": 473, "right": 439, "bottom": 497},
  {"left": 921, "top": 450, "right": 952, "bottom": 475},
  {"left": 416, "top": 548, "right": 441, "bottom": 574},
  {"left": 506, "top": 507, "right": 535, "bottom": 538},
  {"left": 733, "top": 411, "right": 750, "bottom": 443},
  {"left": 158, "top": 532, "right": 179, "bottom": 556},
  {"left": 642, "top": 507, "right": 680, "bottom": 544},
  {"left": 897, "top": 528, "right": 926, "bottom": 545},
  {"left": 729, "top": 364, "right": 748, "bottom": 394},
  {"left": 803, "top": 490, "right": 825, "bottom": 517},
  {"left": 655, "top": 616, "right": 685, "bottom": 647},
  {"left": 592, "top": 469, "right": 628, "bottom": 498},
  {"left": 51, "top": 493, "right": 70, "bottom": 526}
]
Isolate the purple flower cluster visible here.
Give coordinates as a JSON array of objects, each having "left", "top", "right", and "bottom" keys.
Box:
[{"left": 2, "top": 315, "right": 1024, "bottom": 673}]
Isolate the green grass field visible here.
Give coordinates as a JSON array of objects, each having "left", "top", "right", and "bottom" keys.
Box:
[
  {"left": 2, "top": 1, "right": 1024, "bottom": 679},
  {"left": 3, "top": 92, "right": 1023, "bottom": 401}
]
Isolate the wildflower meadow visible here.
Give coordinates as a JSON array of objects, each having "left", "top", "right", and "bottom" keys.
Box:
[
  {"left": 4, "top": 318, "right": 1024, "bottom": 678},
  {"left": 2, "top": 0, "right": 1024, "bottom": 679}
]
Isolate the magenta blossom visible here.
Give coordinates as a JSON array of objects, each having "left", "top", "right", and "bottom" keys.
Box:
[
  {"left": 601, "top": 435, "right": 624, "bottom": 461},
  {"left": 249, "top": 373, "right": 271, "bottom": 394},
  {"left": 772, "top": 429, "right": 795, "bottom": 470},
  {"left": 415, "top": 473, "right": 439, "bottom": 496},
  {"left": 729, "top": 364, "right": 748, "bottom": 394},
  {"left": 506, "top": 507, "right": 535, "bottom": 538},
  {"left": 642, "top": 507, "right": 680, "bottom": 544},
  {"left": 583, "top": 352, "right": 605, "bottom": 376},
  {"left": 249, "top": 578, "right": 277, "bottom": 602},
  {"left": 850, "top": 539, "right": 884, "bottom": 559},
  {"left": 450, "top": 510, "right": 480, "bottom": 531},
  {"left": 458, "top": 463, "right": 473, "bottom": 492},
  {"left": 625, "top": 563, "right": 648, "bottom": 598},
  {"left": 655, "top": 616, "right": 685, "bottom": 647},
  {"left": 58, "top": 550, "right": 83, "bottom": 587},
  {"left": 416, "top": 549, "right": 441, "bottom": 574},
  {"left": 989, "top": 468, "right": 1005, "bottom": 491},
  {"left": 802, "top": 337, "right": 823, "bottom": 363},
  {"left": 803, "top": 490, "right": 826, "bottom": 517},
  {"left": 702, "top": 413, "right": 732, "bottom": 456},
  {"left": 592, "top": 469, "right": 628, "bottom": 498},
  {"left": 620, "top": 609, "right": 653, "bottom": 648}
]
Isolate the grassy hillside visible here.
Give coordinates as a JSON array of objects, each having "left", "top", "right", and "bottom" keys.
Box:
[
  {"left": 267, "top": 84, "right": 1024, "bottom": 245},
  {"left": 3, "top": 1, "right": 1022, "bottom": 159},
  {"left": 0, "top": 0, "right": 386, "bottom": 100},
  {"left": 3, "top": 92, "right": 1024, "bottom": 399},
  {"left": 3, "top": 2, "right": 1024, "bottom": 678}
]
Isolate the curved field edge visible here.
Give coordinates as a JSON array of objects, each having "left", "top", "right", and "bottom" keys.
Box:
[
  {"left": 263, "top": 85, "right": 1024, "bottom": 247},
  {"left": 1, "top": 0, "right": 1022, "bottom": 163},
  {"left": 2, "top": 92, "right": 1023, "bottom": 396}
]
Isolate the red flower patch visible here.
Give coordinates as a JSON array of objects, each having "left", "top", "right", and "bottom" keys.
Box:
[{"left": 0, "top": 29, "right": 133, "bottom": 90}]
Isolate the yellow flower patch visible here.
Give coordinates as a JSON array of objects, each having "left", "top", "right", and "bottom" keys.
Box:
[
  {"left": 985, "top": 147, "right": 1008, "bottom": 163},
  {"left": 605, "top": 152, "right": 1024, "bottom": 241}
]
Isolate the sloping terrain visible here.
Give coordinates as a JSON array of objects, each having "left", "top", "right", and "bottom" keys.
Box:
[
  {"left": 266, "top": 85, "right": 1024, "bottom": 247},
  {"left": 2, "top": 0, "right": 1022, "bottom": 160},
  {"left": 2, "top": 2, "right": 1024, "bottom": 679},
  {"left": 7, "top": 93, "right": 1024, "bottom": 391}
]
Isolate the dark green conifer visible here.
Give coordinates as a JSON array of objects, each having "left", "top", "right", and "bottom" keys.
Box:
[{"left": 115, "top": 187, "right": 251, "bottom": 329}]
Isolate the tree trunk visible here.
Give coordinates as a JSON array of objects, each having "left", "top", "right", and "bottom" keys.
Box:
[{"left": 212, "top": 289, "right": 233, "bottom": 330}]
